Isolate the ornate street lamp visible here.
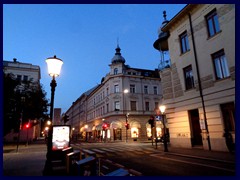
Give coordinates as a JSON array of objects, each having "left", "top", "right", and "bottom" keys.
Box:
[
  {"left": 159, "top": 105, "right": 168, "bottom": 152},
  {"left": 43, "top": 55, "right": 63, "bottom": 175}
]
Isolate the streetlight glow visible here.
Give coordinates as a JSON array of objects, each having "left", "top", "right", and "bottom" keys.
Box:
[
  {"left": 159, "top": 105, "right": 166, "bottom": 114},
  {"left": 124, "top": 89, "right": 129, "bottom": 94},
  {"left": 46, "top": 55, "right": 63, "bottom": 77}
]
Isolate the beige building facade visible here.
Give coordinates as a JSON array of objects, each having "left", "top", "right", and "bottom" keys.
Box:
[
  {"left": 66, "top": 46, "right": 163, "bottom": 142},
  {"left": 154, "top": 4, "right": 235, "bottom": 151}
]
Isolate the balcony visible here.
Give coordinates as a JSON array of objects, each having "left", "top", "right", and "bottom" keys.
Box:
[{"left": 158, "top": 59, "right": 171, "bottom": 71}]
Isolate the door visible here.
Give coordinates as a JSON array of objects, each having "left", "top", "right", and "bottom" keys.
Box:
[
  {"left": 189, "top": 109, "right": 203, "bottom": 146},
  {"left": 113, "top": 128, "right": 122, "bottom": 140}
]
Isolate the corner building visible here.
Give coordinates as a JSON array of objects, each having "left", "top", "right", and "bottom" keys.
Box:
[
  {"left": 153, "top": 4, "right": 235, "bottom": 151},
  {"left": 66, "top": 45, "right": 162, "bottom": 142}
]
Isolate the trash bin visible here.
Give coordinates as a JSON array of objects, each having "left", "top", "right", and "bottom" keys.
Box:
[
  {"left": 62, "top": 147, "right": 73, "bottom": 165},
  {"left": 66, "top": 150, "right": 81, "bottom": 174},
  {"left": 72, "top": 156, "right": 96, "bottom": 176}
]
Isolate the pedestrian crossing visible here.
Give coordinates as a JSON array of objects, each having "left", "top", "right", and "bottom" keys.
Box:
[{"left": 71, "top": 142, "right": 159, "bottom": 156}]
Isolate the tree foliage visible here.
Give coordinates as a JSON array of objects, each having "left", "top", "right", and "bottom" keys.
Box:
[{"left": 3, "top": 73, "right": 49, "bottom": 136}]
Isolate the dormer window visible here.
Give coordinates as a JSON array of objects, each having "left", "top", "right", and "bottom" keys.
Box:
[{"left": 114, "top": 68, "right": 118, "bottom": 75}]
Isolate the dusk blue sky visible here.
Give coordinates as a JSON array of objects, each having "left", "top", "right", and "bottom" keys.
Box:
[{"left": 3, "top": 4, "right": 187, "bottom": 113}]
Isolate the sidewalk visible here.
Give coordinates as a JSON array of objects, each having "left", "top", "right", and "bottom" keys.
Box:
[{"left": 3, "top": 140, "right": 236, "bottom": 176}]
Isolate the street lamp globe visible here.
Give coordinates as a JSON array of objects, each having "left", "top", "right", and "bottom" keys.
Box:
[
  {"left": 159, "top": 105, "right": 166, "bottom": 114},
  {"left": 46, "top": 55, "right": 63, "bottom": 77},
  {"left": 124, "top": 89, "right": 129, "bottom": 94}
]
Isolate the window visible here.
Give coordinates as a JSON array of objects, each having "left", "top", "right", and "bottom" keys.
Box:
[
  {"left": 153, "top": 86, "right": 158, "bottom": 95},
  {"left": 23, "top": 75, "right": 28, "bottom": 82},
  {"left": 114, "top": 84, "right": 119, "bottom": 93},
  {"left": 184, "top": 65, "right": 195, "bottom": 90},
  {"left": 130, "top": 84, "right": 136, "bottom": 93},
  {"left": 144, "top": 86, "right": 148, "bottom": 94},
  {"left": 115, "top": 101, "right": 120, "bottom": 111},
  {"left": 179, "top": 31, "right": 190, "bottom": 54},
  {"left": 106, "top": 88, "right": 109, "bottom": 95},
  {"left": 206, "top": 9, "right": 220, "bottom": 37},
  {"left": 114, "top": 68, "right": 118, "bottom": 75},
  {"left": 212, "top": 50, "right": 230, "bottom": 80},
  {"left": 145, "top": 102, "right": 150, "bottom": 111},
  {"left": 130, "top": 101, "right": 137, "bottom": 111},
  {"left": 17, "top": 75, "right": 22, "bottom": 82}
]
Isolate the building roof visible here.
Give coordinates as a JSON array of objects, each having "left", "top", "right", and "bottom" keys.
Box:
[{"left": 111, "top": 45, "right": 126, "bottom": 64}]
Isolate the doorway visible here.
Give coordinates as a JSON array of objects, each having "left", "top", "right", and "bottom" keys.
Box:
[
  {"left": 113, "top": 128, "right": 122, "bottom": 140},
  {"left": 189, "top": 109, "right": 203, "bottom": 146}
]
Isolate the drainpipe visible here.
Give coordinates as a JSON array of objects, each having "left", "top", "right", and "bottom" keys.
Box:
[{"left": 188, "top": 13, "right": 211, "bottom": 151}]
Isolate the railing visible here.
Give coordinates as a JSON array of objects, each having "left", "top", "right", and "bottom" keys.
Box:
[{"left": 158, "top": 59, "right": 171, "bottom": 71}]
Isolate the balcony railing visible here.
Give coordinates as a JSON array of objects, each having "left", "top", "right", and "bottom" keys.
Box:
[{"left": 158, "top": 59, "right": 171, "bottom": 71}]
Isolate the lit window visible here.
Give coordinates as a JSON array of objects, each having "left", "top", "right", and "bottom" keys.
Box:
[
  {"left": 179, "top": 31, "right": 190, "bottom": 54},
  {"left": 206, "top": 9, "right": 221, "bottom": 37},
  {"left": 131, "top": 128, "right": 139, "bottom": 138},
  {"left": 212, "top": 50, "right": 230, "bottom": 80},
  {"left": 184, "top": 65, "right": 195, "bottom": 90}
]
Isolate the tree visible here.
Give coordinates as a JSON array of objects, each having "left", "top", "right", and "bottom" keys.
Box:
[{"left": 3, "top": 73, "right": 49, "bottom": 136}]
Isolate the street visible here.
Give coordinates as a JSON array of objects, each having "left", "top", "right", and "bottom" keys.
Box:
[
  {"left": 72, "top": 142, "right": 235, "bottom": 176},
  {"left": 3, "top": 140, "right": 235, "bottom": 176}
]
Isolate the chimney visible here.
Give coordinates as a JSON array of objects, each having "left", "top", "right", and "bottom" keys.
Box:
[{"left": 13, "top": 58, "right": 17, "bottom": 63}]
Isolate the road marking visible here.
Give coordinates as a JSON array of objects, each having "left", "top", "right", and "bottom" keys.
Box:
[{"left": 150, "top": 154, "right": 235, "bottom": 173}]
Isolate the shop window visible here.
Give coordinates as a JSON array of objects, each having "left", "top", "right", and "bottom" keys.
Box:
[{"left": 131, "top": 128, "right": 139, "bottom": 138}]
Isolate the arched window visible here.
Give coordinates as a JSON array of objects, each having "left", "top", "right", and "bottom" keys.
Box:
[{"left": 114, "top": 68, "right": 118, "bottom": 75}]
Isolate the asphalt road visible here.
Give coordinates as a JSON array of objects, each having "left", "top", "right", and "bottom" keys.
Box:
[
  {"left": 72, "top": 142, "right": 235, "bottom": 176},
  {"left": 3, "top": 140, "right": 235, "bottom": 176}
]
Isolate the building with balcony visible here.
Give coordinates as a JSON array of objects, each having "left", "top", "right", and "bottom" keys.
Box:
[
  {"left": 153, "top": 4, "right": 235, "bottom": 152},
  {"left": 66, "top": 45, "right": 163, "bottom": 142}
]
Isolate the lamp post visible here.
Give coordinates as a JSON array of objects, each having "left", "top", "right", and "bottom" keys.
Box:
[
  {"left": 123, "top": 89, "right": 129, "bottom": 143},
  {"left": 16, "top": 96, "right": 25, "bottom": 152},
  {"left": 43, "top": 55, "right": 63, "bottom": 175},
  {"left": 159, "top": 105, "right": 168, "bottom": 152}
]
